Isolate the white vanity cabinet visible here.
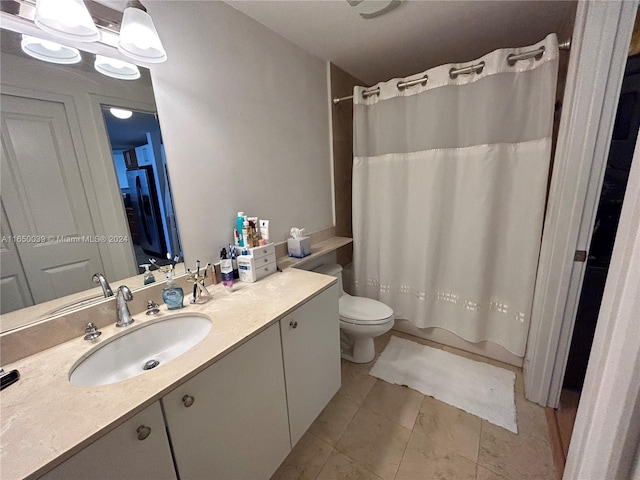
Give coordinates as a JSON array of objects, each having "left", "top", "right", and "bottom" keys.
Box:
[
  {"left": 280, "top": 284, "right": 341, "bottom": 445},
  {"left": 40, "top": 401, "right": 175, "bottom": 480},
  {"left": 161, "top": 322, "right": 291, "bottom": 480},
  {"left": 38, "top": 283, "right": 340, "bottom": 480}
]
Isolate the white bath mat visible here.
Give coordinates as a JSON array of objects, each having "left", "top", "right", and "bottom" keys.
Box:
[{"left": 370, "top": 336, "right": 517, "bottom": 433}]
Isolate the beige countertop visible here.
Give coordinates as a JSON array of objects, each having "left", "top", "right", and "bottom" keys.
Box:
[
  {"left": 0, "top": 268, "right": 335, "bottom": 480},
  {"left": 276, "top": 236, "right": 353, "bottom": 270},
  {"left": 0, "top": 264, "right": 190, "bottom": 333}
]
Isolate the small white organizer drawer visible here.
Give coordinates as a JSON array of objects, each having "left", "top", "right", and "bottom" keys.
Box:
[
  {"left": 238, "top": 251, "right": 277, "bottom": 282},
  {"left": 234, "top": 243, "right": 275, "bottom": 260},
  {"left": 238, "top": 259, "right": 277, "bottom": 283}
]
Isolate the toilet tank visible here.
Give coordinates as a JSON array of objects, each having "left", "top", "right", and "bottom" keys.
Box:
[{"left": 312, "top": 264, "right": 344, "bottom": 296}]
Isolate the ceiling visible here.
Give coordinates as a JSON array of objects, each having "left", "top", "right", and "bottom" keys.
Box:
[
  {"left": 98, "top": 0, "right": 574, "bottom": 85},
  {"left": 226, "top": 0, "right": 575, "bottom": 85}
]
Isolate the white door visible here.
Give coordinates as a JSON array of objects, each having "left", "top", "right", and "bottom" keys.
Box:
[
  {"left": 0, "top": 94, "right": 105, "bottom": 304},
  {"left": 0, "top": 200, "right": 33, "bottom": 314}
]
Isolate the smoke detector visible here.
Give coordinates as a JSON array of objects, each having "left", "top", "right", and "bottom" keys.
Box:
[{"left": 346, "top": 0, "right": 402, "bottom": 19}]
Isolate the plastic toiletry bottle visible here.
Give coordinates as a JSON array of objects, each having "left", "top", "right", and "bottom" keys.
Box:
[
  {"left": 259, "top": 219, "right": 270, "bottom": 244},
  {"left": 220, "top": 247, "right": 234, "bottom": 291},
  {"left": 229, "top": 243, "right": 239, "bottom": 279},
  {"left": 140, "top": 264, "right": 156, "bottom": 285},
  {"left": 248, "top": 217, "right": 259, "bottom": 243},
  {"left": 236, "top": 212, "right": 245, "bottom": 247},
  {"left": 243, "top": 217, "right": 254, "bottom": 248},
  {"left": 162, "top": 268, "right": 184, "bottom": 309}
]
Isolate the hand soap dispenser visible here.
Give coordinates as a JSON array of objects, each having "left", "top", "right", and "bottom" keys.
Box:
[
  {"left": 140, "top": 264, "right": 156, "bottom": 285},
  {"left": 161, "top": 267, "right": 184, "bottom": 310}
]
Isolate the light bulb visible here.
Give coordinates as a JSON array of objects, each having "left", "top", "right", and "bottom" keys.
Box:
[
  {"left": 110, "top": 108, "right": 133, "bottom": 119},
  {"left": 41, "top": 40, "right": 62, "bottom": 52}
]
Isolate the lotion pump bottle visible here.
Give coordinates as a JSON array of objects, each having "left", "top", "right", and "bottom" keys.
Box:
[{"left": 162, "top": 268, "right": 184, "bottom": 310}]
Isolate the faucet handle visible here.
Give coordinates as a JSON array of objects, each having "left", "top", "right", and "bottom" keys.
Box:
[
  {"left": 84, "top": 323, "right": 102, "bottom": 340},
  {"left": 146, "top": 300, "right": 160, "bottom": 315}
]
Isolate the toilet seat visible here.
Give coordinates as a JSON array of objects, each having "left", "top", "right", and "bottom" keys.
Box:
[{"left": 339, "top": 296, "right": 394, "bottom": 325}]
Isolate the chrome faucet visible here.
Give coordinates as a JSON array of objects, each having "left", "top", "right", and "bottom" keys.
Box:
[
  {"left": 92, "top": 273, "right": 114, "bottom": 298},
  {"left": 115, "top": 285, "right": 135, "bottom": 327}
]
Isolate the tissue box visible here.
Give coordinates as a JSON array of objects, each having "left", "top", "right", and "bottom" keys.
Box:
[{"left": 287, "top": 236, "right": 311, "bottom": 258}]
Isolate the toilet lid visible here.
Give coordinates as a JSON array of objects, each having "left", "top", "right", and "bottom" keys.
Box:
[{"left": 339, "top": 296, "right": 394, "bottom": 325}]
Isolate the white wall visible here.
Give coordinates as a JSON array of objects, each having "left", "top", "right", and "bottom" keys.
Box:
[{"left": 148, "top": 1, "right": 333, "bottom": 266}]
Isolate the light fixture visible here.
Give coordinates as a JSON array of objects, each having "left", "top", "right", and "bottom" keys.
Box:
[
  {"left": 95, "top": 55, "right": 141, "bottom": 80},
  {"left": 34, "top": 0, "right": 100, "bottom": 43},
  {"left": 118, "top": 0, "right": 167, "bottom": 64},
  {"left": 20, "top": 34, "right": 82, "bottom": 64},
  {"left": 110, "top": 108, "right": 133, "bottom": 120},
  {"left": 346, "top": 0, "right": 402, "bottom": 19}
]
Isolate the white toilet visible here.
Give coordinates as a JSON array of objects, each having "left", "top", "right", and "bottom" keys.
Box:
[{"left": 313, "top": 264, "right": 394, "bottom": 363}]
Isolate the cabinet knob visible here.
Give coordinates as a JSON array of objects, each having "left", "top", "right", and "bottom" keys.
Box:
[
  {"left": 136, "top": 425, "right": 151, "bottom": 441},
  {"left": 182, "top": 394, "right": 195, "bottom": 407},
  {"left": 289, "top": 320, "right": 298, "bottom": 329}
]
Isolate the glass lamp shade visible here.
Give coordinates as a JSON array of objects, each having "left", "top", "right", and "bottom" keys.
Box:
[
  {"left": 21, "top": 35, "right": 82, "bottom": 64},
  {"left": 118, "top": 6, "right": 167, "bottom": 63},
  {"left": 34, "top": 0, "right": 100, "bottom": 43},
  {"left": 95, "top": 55, "right": 141, "bottom": 80}
]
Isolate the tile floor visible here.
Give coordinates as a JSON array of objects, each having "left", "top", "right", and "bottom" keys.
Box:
[{"left": 272, "top": 330, "right": 556, "bottom": 480}]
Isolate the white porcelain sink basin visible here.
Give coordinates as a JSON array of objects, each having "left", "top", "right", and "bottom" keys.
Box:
[{"left": 69, "top": 314, "right": 212, "bottom": 386}]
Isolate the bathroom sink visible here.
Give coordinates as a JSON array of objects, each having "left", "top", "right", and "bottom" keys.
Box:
[{"left": 69, "top": 314, "right": 212, "bottom": 386}]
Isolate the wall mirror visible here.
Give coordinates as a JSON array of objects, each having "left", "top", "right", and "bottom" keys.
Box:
[{"left": 0, "top": 26, "right": 183, "bottom": 331}]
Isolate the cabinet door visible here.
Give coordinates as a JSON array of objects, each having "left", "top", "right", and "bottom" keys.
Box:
[
  {"left": 162, "top": 323, "right": 290, "bottom": 480},
  {"left": 40, "top": 401, "right": 176, "bottom": 480},
  {"left": 280, "top": 284, "right": 341, "bottom": 445}
]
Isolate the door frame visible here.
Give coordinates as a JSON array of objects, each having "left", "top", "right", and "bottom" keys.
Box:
[
  {"left": 86, "top": 93, "right": 159, "bottom": 276},
  {"left": 524, "top": 0, "right": 638, "bottom": 407},
  {"left": 564, "top": 122, "right": 640, "bottom": 480}
]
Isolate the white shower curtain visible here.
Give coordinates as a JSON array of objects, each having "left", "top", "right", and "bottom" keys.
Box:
[{"left": 352, "top": 34, "right": 559, "bottom": 356}]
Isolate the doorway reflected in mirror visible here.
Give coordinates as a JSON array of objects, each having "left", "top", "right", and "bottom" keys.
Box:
[{"left": 101, "top": 106, "right": 182, "bottom": 272}]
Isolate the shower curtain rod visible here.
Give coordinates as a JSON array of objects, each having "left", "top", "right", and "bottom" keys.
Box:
[{"left": 332, "top": 38, "right": 571, "bottom": 105}]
